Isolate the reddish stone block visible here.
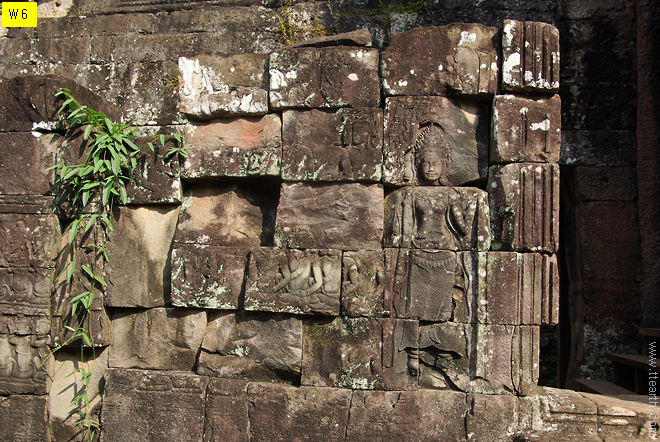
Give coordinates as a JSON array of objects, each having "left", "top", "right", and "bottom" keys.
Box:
[
  {"left": 182, "top": 115, "right": 281, "bottom": 179},
  {"left": 0, "top": 133, "right": 57, "bottom": 196},
  {"left": 275, "top": 182, "right": 383, "bottom": 250},
  {"left": 203, "top": 378, "right": 249, "bottom": 442},
  {"left": 502, "top": 20, "right": 560, "bottom": 93},
  {"left": 489, "top": 163, "right": 559, "bottom": 253},
  {"left": 269, "top": 47, "right": 380, "bottom": 109},
  {"left": 383, "top": 96, "right": 489, "bottom": 186},
  {"left": 491, "top": 94, "right": 561, "bottom": 163},
  {"left": 381, "top": 24, "right": 498, "bottom": 98},
  {"left": 282, "top": 108, "right": 383, "bottom": 182},
  {"left": 0, "top": 395, "right": 48, "bottom": 442},
  {"left": 573, "top": 166, "right": 637, "bottom": 202}
]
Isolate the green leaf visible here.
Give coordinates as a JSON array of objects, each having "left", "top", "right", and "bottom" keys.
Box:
[
  {"left": 84, "top": 214, "right": 98, "bottom": 233},
  {"left": 67, "top": 260, "right": 76, "bottom": 282},
  {"left": 159, "top": 134, "right": 166, "bottom": 146},
  {"left": 82, "top": 190, "right": 89, "bottom": 207},
  {"left": 68, "top": 219, "right": 80, "bottom": 244},
  {"left": 83, "top": 124, "right": 93, "bottom": 140},
  {"left": 119, "top": 186, "right": 128, "bottom": 205},
  {"left": 80, "top": 264, "right": 94, "bottom": 279}
]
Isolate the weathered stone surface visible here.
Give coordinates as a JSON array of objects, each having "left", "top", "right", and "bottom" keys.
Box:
[
  {"left": 125, "top": 138, "right": 182, "bottom": 204},
  {"left": 385, "top": 249, "right": 476, "bottom": 322},
  {"left": 0, "top": 75, "right": 121, "bottom": 133},
  {"left": 198, "top": 310, "right": 302, "bottom": 382},
  {"left": 481, "top": 252, "right": 559, "bottom": 326},
  {"left": 105, "top": 205, "right": 180, "bottom": 308},
  {"left": 0, "top": 195, "right": 53, "bottom": 214},
  {"left": 204, "top": 378, "right": 249, "bottom": 442},
  {"left": 0, "top": 312, "right": 50, "bottom": 336},
  {"left": 0, "top": 213, "right": 58, "bottom": 268},
  {"left": 467, "top": 394, "right": 520, "bottom": 442},
  {"left": 0, "top": 334, "right": 49, "bottom": 395},
  {"left": 275, "top": 182, "right": 383, "bottom": 250},
  {"left": 174, "top": 182, "right": 277, "bottom": 247},
  {"left": 491, "top": 94, "right": 561, "bottom": 163},
  {"left": 49, "top": 348, "right": 107, "bottom": 441},
  {"left": 282, "top": 108, "right": 382, "bottom": 182},
  {"left": 178, "top": 53, "right": 268, "bottom": 119},
  {"left": 171, "top": 245, "right": 248, "bottom": 309},
  {"left": 383, "top": 96, "right": 489, "bottom": 186},
  {"left": 182, "top": 115, "right": 281, "bottom": 179},
  {"left": 0, "top": 395, "right": 48, "bottom": 442},
  {"left": 109, "top": 308, "right": 206, "bottom": 370},
  {"left": 0, "top": 267, "right": 51, "bottom": 320},
  {"left": 0, "top": 133, "right": 57, "bottom": 196},
  {"left": 290, "top": 28, "right": 373, "bottom": 48},
  {"left": 101, "top": 369, "right": 209, "bottom": 442},
  {"left": 384, "top": 187, "right": 490, "bottom": 251},
  {"left": 341, "top": 250, "right": 388, "bottom": 317},
  {"left": 502, "top": 20, "right": 560, "bottom": 93},
  {"left": 346, "top": 390, "right": 467, "bottom": 441},
  {"left": 419, "top": 323, "right": 539, "bottom": 395},
  {"left": 573, "top": 166, "right": 637, "bottom": 202},
  {"left": 302, "top": 317, "right": 418, "bottom": 390},
  {"left": 381, "top": 24, "right": 498, "bottom": 98},
  {"left": 245, "top": 248, "right": 341, "bottom": 316},
  {"left": 488, "top": 163, "right": 559, "bottom": 253},
  {"left": 269, "top": 47, "right": 380, "bottom": 109},
  {"left": 247, "top": 382, "right": 351, "bottom": 442},
  {"left": 561, "top": 130, "right": 636, "bottom": 167}
]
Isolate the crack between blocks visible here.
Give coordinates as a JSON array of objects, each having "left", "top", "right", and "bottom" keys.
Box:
[{"left": 343, "top": 389, "right": 354, "bottom": 442}]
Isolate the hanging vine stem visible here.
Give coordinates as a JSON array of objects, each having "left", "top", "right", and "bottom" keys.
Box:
[{"left": 48, "top": 88, "right": 187, "bottom": 440}]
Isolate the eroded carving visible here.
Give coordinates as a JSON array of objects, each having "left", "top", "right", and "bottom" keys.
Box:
[
  {"left": 384, "top": 187, "right": 490, "bottom": 251},
  {"left": 0, "top": 335, "right": 48, "bottom": 394},
  {"left": 341, "top": 251, "right": 387, "bottom": 317},
  {"left": 245, "top": 248, "right": 341, "bottom": 316}
]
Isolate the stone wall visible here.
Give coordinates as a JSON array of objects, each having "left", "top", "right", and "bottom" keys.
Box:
[{"left": 0, "top": 0, "right": 653, "bottom": 440}]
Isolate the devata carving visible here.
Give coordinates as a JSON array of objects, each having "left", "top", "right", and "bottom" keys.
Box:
[
  {"left": 246, "top": 249, "right": 341, "bottom": 316},
  {"left": 384, "top": 187, "right": 490, "bottom": 251},
  {"left": 341, "top": 251, "right": 387, "bottom": 317}
]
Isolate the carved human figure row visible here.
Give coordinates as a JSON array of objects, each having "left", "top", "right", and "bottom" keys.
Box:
[
  {"left": 178, "top": 94, "right": 560, "bottom": 185},
  {"left": 177, "top": 21, "right": 559, "bottom": 120},
  {"left": 170, "top": 245, "right": 558, "bottom": 326}
]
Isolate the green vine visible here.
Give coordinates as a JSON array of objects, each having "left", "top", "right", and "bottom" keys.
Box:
[{"left": 49, "top": 88, "right": 186, "bottom": 440}]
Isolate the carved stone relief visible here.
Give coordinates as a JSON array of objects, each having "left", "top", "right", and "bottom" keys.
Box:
[
  {"left": 245, "top": 248, "right": 341, "bottom": 316},
  {"left": 341, "top": 250, "right": 388, "bottom": 318},
  {"left": 282, "top": 108, "right": 383, "bottom": 182},
  {"left": 384, "top": 96, "right": 489, "bottom": 186},
  {"left": 384, "top": 187, "right": 490, "bottom": 251},
  {"left": 0, "top": 334, "right": 49, "bottom": 395},
  {"left": 0, "top": 213, "right": 58, "bottom": 269}
]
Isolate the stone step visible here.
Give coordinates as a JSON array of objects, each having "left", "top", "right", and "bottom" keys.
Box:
[
  {"left": 638, "top": 327, "right": 660, "bottom": 338},
  {"left": 607, "top": 353, "right": 655, "bottom": 394},
  {"left": 574, "top": 378, "right": 636, "bottom": 396}
]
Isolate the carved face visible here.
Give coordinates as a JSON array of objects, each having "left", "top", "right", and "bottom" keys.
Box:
[{"left": 419, "top": 149, "right": 443, "bottom": 184}]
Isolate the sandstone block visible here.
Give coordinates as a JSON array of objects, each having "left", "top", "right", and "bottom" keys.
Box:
[
  {"left": 109, "top": 308, "right": 206, "bottom": 370},
  {"left": 102, "top": 369, "right": 209, "bottom": 442},
  {"left": 0, "top": 312, "right": 50, "bottom": 336},
  {"left": 384, "top": 187, "right": 490, "bottom": 251},
  {"left": 247, "top": 382, "right": 351, "bottom": 442},
  {"left": 171, "top": 245, "right": 248, "bottom": 309},
  {"left": 381, "top": 24, "right": 499, "bottom": 98},
  {"left": 466, "top": 394, "right": 520, "bottom": 442},
  {"left": 384, "top": 249, "right": 476, "bottom": 322},
  {"left": 0, "top": 267, "right": 51, "bottom": 323},
  {"left": 302, "top": 317, "right": 418, "bottom": 390},
  {"left": 491, "top": 94, "right": 561, "bottom": 163},
  {"left": 275, "top": 182, "right": 383, "bottom": 250},
  {"left": 178, "top": 53, "right": 268, "bottom": 119},
  {"left": 346, "top": 390, "right": 467, "bottom": 442},
  {"left": 419, "top": 323, "right": 539, "bottom": 395},
  {"left": 0, "top": 195, "right": 53, "bottom": 214},
  {"left": 174, "top": 182, "right": 277, "bottom": 247},
  {"left": 245, "top": 248, "right": 341, "bottom": 316},
  {"left": 0, "top": 334, "right": 49, "bottom": 395},
  {"left": 502, "top": 20, "right": 560, "bottom": 93},
  {"left": 105, "top": 206, "right": 180, "bottom": 308},
  {"left": 0, "top": 395, "right": 48, "bottom": 442},
  {"left": 489, "top": 163, "right": 559, "bottom": 253},
  {"left": 204, "top": 378, "right": 249, "bottom": 442},
  {"left": 182, "top": 115, "right": 281, "bottom": 179},
  {"left": 269, "top": 47, "right": 380, "bottom": 109},
  {"left": 573, "top": 166, "right": 637, "bottom": 202},
  {"left": 0, "top": 133, "right": 57, "bottom": 196},
  {"left": 383, "top": 96, "right": 489, "bottom": 186},
  {"left": 198, "top": 310, "right": 302, "bottom": 382},
  {"left": 291, "top": 28, "right": 373, "bottom": 48},
  {"left": 481, "top": 252, "right": 559, "bottom": 326},
  {"left": 341, "top": 250, "right": 388, "bottom": 317},
  {"left": 0, "top": 213, "right": 58, "bottom": 268},
  {"left": 281, "top": 108, "right": 382, "bottom": 182},
  {"left": 125, "top": 138, "right": 182, "bottom": 204}
]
